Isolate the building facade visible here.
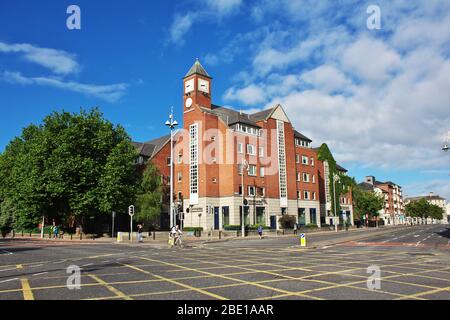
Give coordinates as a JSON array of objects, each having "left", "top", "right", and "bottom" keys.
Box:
[
  {"left": 405, "top": 193, "right": 448, "bottom": 223},
  {"left": 358, "top": 176, "right": 405, "bottom": 225},
  {"left": 135, "top": 60, "right": 353, "bottom": 230}
]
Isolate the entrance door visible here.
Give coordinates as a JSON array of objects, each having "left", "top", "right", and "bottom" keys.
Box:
[
  {"left": 270, "top": 216, "right": 277, "bottom": 230},
  {"left": 214, "top": 207, "right": 220, "bottom": 230}
]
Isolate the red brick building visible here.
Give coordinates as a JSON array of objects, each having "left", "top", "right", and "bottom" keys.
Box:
[{"left": 134, "top": 60, "right": 354, "bottom": 230}]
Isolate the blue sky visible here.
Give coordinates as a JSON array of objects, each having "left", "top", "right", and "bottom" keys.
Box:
[{"left": 1, "top": 0, "right": 449, "bottom": 200}]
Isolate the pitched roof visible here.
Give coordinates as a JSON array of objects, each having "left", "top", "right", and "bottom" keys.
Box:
[
  {"left": 405, "top": 195, "right": 446, "bottom": 201},
  {"left": 133, "top": 134, "right": 171, "bottom": 159},
  {"left": 184, "top": 59, "right": 211, "bottom": 79},
  {"left": 204, "top": 105, "right": 261, "bottom": 128},
  {"left": 294, "top": 130, "right": 312, "bottom": 142},
  {"left": 358, "top": 182, "right": 375, "bottom": 191},
  {"left": 249, "top": 108, "right": 276, "bottom": 122},
  {"left": 336, "top": 164, "right": 348, "bottom": 173}
]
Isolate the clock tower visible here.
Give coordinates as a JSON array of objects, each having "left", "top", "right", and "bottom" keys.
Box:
[{"left": 183, "top": 59, "right": 212, "bottom": 112}]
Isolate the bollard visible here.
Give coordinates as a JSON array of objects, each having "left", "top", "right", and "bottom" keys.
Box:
[
  {"left": 22, "top": 231, "right": 24, "bottom": 237},
  {"left": 219, "top": 231, "right": 222, "bottom": 240},
  {"left": 71, "top": 234, "right": 73, "bottom": 240},
  {"left": 80, "top": 233, "right": 82, "bottom": 241},
  {"left": 153, "top": 231, "right": 156, "bottom": 241}
]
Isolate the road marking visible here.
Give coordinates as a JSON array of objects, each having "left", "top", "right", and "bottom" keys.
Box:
[
  {"left": 414, "top": 235, "right": 420, "bottom": 238},
  {"left": 33, "top": 272, "right": 49, "bottom": 277},
  {"left": 30, "top": 264, "right": 44, "bottom": 268},
  {"left": 0, "top": 250, "right": 13, "bottom": 255},
  {"left": 82, "top": 263, "right": 94, "bottom": 267},
  {"left": 121, "top": 263, "right": 230, "bottom": 300},
  {"left": 20, "top": 279, "right": 34, "bottom": 300},
  {"left": 16, "top": 264, "right": 23, "bottom": 269},
  {"left": 88, "top": 274, "right": 133, "bottom": 300},
  {"left": 0, "top": 278, "right": 19, "bottom": 284}
]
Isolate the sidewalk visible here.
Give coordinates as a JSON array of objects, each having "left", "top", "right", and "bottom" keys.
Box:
[{"left": 1, "top": 224, "right": 419, "bottom": 248}]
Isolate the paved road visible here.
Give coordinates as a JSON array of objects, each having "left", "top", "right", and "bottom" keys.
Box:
[{"left": 0, "top": 224, "right": 449, "bottom": 300}]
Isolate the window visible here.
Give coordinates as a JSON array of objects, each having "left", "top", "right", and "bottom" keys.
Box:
[
  {"left": 313, "top": 192, "right": 316, "bottom": 200},
  {"left": 296, "top": 154, "right": 300, "bottom": 164},
  {"left": 297, "top": 191, "right": 301, "bottom": 200},
  {"left": 312, "top": 175, "right": 316, "bottom": 183},
  {"left": 260, "top": 167, "right": 265, "bottom": 177},
  {"left": 277, "top": 120, "right": 287, "bottom": 200},
  {"left": 178, "top": 153, "right": 183, "bottom": 164},
  {"left": 259, "top": 147, "right": 264, "bottom": 158},
  {"left": 237, "top": 143, "right": 243, "bottom": 154},
  {"left": 303, "top": 173, "right": 310, "bottom": 183},
  {"left": 248, "top": 165, "right": 257, "bottom": 176},
  {"left": 189, "top": 124, "right": 199, "bottom": 197},
  {"left": 302, "top": 156, "right": 309, "bottom": 165},
  {"left": 211, "top": 136, "right": 216, "bottom": 141},
  {"left": 296, "top": 173, "right": 301, "bottom": 182},
  {"left": 238, "top": 185, "right": 243, "bottom": 195},
  {"left": 177, "top": 172, "right": 182, "bottom": 183},
  {"left": 247, "top": 144, "right": 256, "bottom": 156},
  {"left": 238, "top": 164, "right": 244, "bottom": 175},
  {"left": 257, "top": 187, "right": 265, "bottom": 197},
  {"left": 310, "top": 157, "right": 315, "bottom": 166},
  {"left": 304, "top": 191, "right": 310, "bottom": 200},
  {"left": 212, "top": 178, "right": 217, "bottom": 183},
  {"left": 248, "top": 186, "right": 256, "bottom": 196},
  {"left": 167, "top": 157, "right": 171, "bottom": 166}
]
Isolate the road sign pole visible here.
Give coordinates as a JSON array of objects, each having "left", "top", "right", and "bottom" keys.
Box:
[{"left": 128, "top": 205, "right": 135, "bottom": 243}]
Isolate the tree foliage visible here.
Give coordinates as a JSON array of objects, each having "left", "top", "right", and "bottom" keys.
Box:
[
  {"left": 135, "top": 163, "right": 163, "bottom": 225},
  {"left": 405, "top": 199, "right": 444, "bottom": 220},
  {"left": 352, "top": 186, "right": 385, "bottom": 220},
  {"left": 0, "top": 108, "right": 139, "bottom": 231}
]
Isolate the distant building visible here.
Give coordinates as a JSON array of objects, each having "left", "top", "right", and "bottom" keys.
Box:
[
  {"left": 405, "top": 193, "right": 447, "bottom": 222},
  {"left": 358, "top": 176, "right": 405, "bottom": 225}
]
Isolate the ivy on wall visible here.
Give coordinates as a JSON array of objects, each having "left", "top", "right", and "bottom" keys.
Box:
[{"left": 317, "top": 143, "right": 356, "bottom": 218}]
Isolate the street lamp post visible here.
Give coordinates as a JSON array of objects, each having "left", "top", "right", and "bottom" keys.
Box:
[
  {"left": 165, "top": 109, "right": 178, "bottom": 229},
  {"left": 332, "top": 173, "right": 340, "bottom": 233},
  {"left": 241, "top": 159, "right": 248, "bottom": 238}
]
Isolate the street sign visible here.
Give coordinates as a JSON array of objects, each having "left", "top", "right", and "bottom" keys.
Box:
[{"left": 300, "top": 233, "right": 306, "bottom": 247}]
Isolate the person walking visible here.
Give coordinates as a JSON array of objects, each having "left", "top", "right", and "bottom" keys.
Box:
[
  {"left": 137, "top": 224, "right": 144, "bottom": 243},
  {"left": 257, "top": 225, "right": 263, "bottom": 239},
  {"left": 53, "top": 225, "right": 59, "bottom": 239}
]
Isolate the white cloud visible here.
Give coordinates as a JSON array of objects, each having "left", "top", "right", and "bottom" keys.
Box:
[
  {"left": 1, "top": 71, "right": 128, "bottom": 103},
  {"left": 221, "top": 1, "right": 450, "bottom": 185},
  {"left": 0, "top": 42, "right": 79, "bottom": 75},
  {"left": 203, "top": 0, "right": 242, "bottom": 15},
  {"left": 169, "top": 0, "right": 243, "bottom": 45},
  {"left": 224, "top": 84, "right": 266, "bottom": 106},
  {"left": 169, "top": 13, "right": 196, "bottom": 45}
]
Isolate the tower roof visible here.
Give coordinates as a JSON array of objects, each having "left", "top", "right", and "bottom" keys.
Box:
[{"left": 184, "top": 59, "right": 211, "bottom": 79}]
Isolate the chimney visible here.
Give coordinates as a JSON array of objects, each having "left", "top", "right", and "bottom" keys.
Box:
[{"left": 365, "top": 176, "right": 375, "bottom": 185}]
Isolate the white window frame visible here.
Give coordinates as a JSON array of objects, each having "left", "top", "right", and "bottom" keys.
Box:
[
  {"left": 177, "top": 172, "right": 182, "bottom": 183},
  {"left": 247, "top": 144, "right": 256, "bottom": 156},
  {"left": 248, "top": 186, "right": 256, "bottom": 197},
  {"left": 238, "top": 143, "right": 243, "bottom": 154},
  {"left": 259, "top": 146, "right": 264, "bottom": 158},
  {"left": 248, "top": 165, "right": 257, "bottom": 176},
  {"left": 296, "top": 172, "right": 301, "bottom": 182},
  {"left": 260, "top": 167, "right": 265, "bottom": 178},
  {"left": 303, "top": 173, "right": 310, "bottom": 183},
  {"left": 302, "top": 156, "right": 309, "bottom": 165},
  {"left": 310, "top": 157, "right": 315, "bottom": 166},
  {"left": 304, "top": 191, "right": 310, "bottom": 200}
]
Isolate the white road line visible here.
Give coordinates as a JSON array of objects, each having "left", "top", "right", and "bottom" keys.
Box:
[
  {"left": 82, "top": 263, "right": 93, "bottom": 267},
  {"left": 30, "top": 264, "right": 44, "bottom": 268},
  {"left": 414, "top": 235, "right": 420, "bottom": 238},
  {"left": 0, "top": 278, "right": 19, "bottom": 284},
  {"left": 54, "top": 260, "right": 67, "bottom": 264},
  {"left": 33, "top": 272, "right": 48, "bottom": 276},
  {"left": 0, "top": 250, "right": 13, "bottom": 255},
  {"left": 416, "top": 241, "right": 422, "bottom": 247}
]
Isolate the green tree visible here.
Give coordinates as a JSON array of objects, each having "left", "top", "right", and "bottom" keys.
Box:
[
  {"left": 405, "top": 199, "right": 444, "bottom": 220},
  {"left": 135, "top": 163, "right": 163, "bottom": 226},
  {"left": 0, "top": 108, "right": 139, "bottom": 232},
  {"left": 353, "top": 186, "right": 384, "bottom": 221}
]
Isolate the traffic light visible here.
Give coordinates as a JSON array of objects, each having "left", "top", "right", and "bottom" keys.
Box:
[{"left": 128, "top": 205, "right": 135, "bottom": 216}]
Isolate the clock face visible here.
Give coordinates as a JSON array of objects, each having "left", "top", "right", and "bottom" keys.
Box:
[
  {"left": 198, "top": 79, "right": 209, "bottom": 94},
  {"left": 185, "top": 79, "right": 194, "bottom": 94},
  {"left": 185, "top": 97, "right": 193, "bottom": 109}
]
